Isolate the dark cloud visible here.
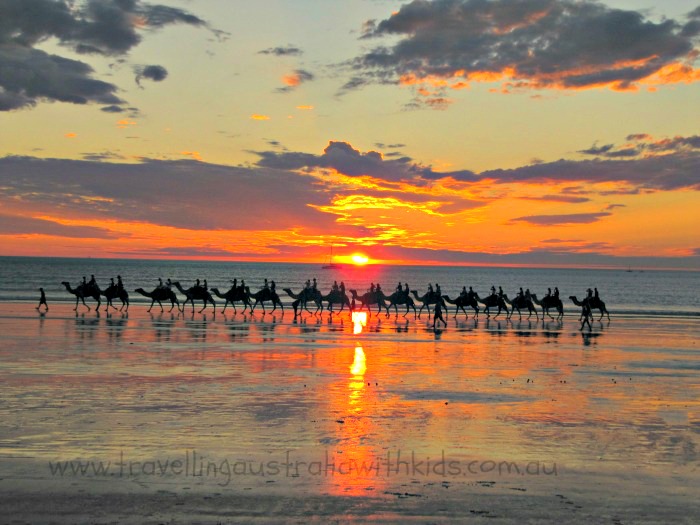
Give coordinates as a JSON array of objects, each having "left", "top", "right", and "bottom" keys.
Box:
[
  {"left": 348, "top": 0, "right": 700, "bottom": 97},
  {"left": 255, "top": 136, "right": 700, "bottom": 192},
  {"left": 520, "top": 194, "right": 591, "bottom": 203},
  {"left": 0, "top": 0, "right": 213, "bottom": 111},
  {"left": 0, "top": 155, "right": 342, "bottom": 232},
  {"left": 511, "top": 212, "right": 612, "bottom": 225},
  {"left": 135, "top": 64, "right": 168, "bottom": 87},
  {"left": 580, "top": 134, "right": 700, "bottom": 158},
  {"left": 258, "top": 45, "right": 303, "bottom": 56},
  {"left": 0, "top": 213, "right": 118, "bottom": 238},
  {"left": 579, "top": 143, "right": 615, "bottom": 156}
]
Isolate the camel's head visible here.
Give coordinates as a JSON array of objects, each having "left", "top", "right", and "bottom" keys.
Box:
[{"left": 61, "top": 281, "right": 69, "bottom": 286}]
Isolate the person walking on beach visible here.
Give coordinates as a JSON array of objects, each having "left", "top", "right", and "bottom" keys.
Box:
[
  {"left": 433, "top": 300, "right": 447, "bottom": 329},
  {"left": 36, "top": 287, "right": 48, "bottom": 312},
  {"left": 580, "top": 301, "right": 592, "bottom": 330}
]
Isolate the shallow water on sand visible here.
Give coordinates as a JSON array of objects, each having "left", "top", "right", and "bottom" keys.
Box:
[{"left": 0, "top": 303, "right": 698, "bottom": 508}]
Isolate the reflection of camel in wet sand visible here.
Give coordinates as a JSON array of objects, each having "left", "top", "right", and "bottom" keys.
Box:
[
  {"left": 531, "top": 294, "right": 563, "bottom": 320},
  {"left": 135, "top": 287, "right": 179, "bottom": 312},
  {"left": 349, "top": 290, "right": 385, "bottom": 316},
  {"left": 474, "top": 293, "right": 509, "bottom": 318},
  {"left": 211, "top": 286, "right": 252, "bottom": 314},
  {"left": 441, "top": 295, "right": 479, "bottom": 318},
  {"left": 570, "top": 296, "right": 610, "bottom": 320},
  {"left": 249, "top": 287, "right": 284, "bottom": 314},
  {"left": 284, "top": 288, "right": 321, "bottom": 316},
  {"left": 101, "top": 284, "right": 129, "bottom": 312},
  {"left": 172, "top": 281, "right": 216, "bottom": 313},
  {"left": 62, "top": 281, "right": 101, "bottom": 311},
  {"left": 382, "top": 291, "right": 416, "bottom": 318},
  {"left": 410, "top": 290, "right": 446, "bottom": 318},
  {"left": 504, "top": 294, "right": 539, "bottom": 321}
]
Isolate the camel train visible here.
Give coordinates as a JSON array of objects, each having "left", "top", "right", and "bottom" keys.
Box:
[{"left": 60, "top": 276, "right": 607, "bottom": 322}]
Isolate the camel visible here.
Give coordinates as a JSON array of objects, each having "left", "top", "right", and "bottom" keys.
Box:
[
  {"left": 349, "top": 289, "right": 386, "bottom": 317},
  {"left": 101, "top": 284, "right": 129, "bottom": 312},
  {"left": 570, "top": 296, "right": 610, "bottom": 320},
  {"left": 410, "top": 290, "right": 447, "bottom": 318},
  {"left": 210, "top": 285, "right": 252, "bottom": 314},
  {"left": 284, "top": 288, "right": 322, "bottom": 316},
  {"left": 62, "top": 281, "right": 101, "bottom": 311},
  {"left": 134, "top": 287, "right": 179, "bottom": 312},
  {"left": 248, "top": 287, "right": 284, "bottom": 314},
  {"left": 382, "top": 290, "right": 417, "bottom": 318},
  {"left": 441, "top": 294, "right": 479, "bottom": 318},
  {"left": 172, "top": 281, "right": 216, "bottom": 313},
  {"left": 321, "top": 289, "right": 352, "bottom": 315},
  {"left": 531, "top": 294, "right": 563, "bottom": 320},
  {"left": 474, "top": 293, "right": 509, "bottom": 318},
  {"left": 504, "top": 294, "right": 539, "bottom": 321}
]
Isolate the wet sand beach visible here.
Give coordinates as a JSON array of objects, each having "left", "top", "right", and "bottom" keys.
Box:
[{"left": 1, "top": 303, "right": 698, "bottom": 523}]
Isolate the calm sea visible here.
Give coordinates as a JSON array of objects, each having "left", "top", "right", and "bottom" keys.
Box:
[{"left": 0, "top": 256, "right": 698, "bottom": 317}]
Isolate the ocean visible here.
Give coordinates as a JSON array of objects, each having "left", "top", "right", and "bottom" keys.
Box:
[{"left": 1, "top": 256, "right": 698, "bottom": 317}]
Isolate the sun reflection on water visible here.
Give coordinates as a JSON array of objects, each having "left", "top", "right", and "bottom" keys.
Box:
[{"left": 352, "top": 311, "right": 367, "bottom": 334}]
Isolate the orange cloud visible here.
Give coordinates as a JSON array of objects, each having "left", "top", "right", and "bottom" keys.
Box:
[
  {"left": 64, "top": 133, "right": 77, "bottom": 139},
  {"left": 250, "top": 114, "right": 270, "bottom": 120}
]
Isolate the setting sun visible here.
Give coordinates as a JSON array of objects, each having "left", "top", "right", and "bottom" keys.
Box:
[{"left": 351, "top": 253, "right": 369, "bottom": 266}]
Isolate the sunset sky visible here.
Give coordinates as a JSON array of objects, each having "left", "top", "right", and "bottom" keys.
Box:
[{"left": 1, "top": 0, "right": 699, "bottom": 268}]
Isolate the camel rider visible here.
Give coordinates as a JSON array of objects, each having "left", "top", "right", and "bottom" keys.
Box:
[
  {"left": 158, "top": 277, "right": 164, "bottom": 289},
  {"left": 587, "top": 288, "right": 593, "bottom": 300},
  {"left": 110, "top": 277, "right": 115, "bottom": 289},
  {"left": 263, "top": 278, "right": 269, "bottom": 290},
  {"left": 117, "top": 275, "right": 123, "bottom": 291},
  {"left": 490, "top": 285, "right": 496, "bottom": 296},
  {"left": 396, "top": 282, "right": 402, "bottom": 293},
  {"left": 428, "top": 283, "right": 434, "bottom": 295},
  {"left": 594, "top": 287, "right": 599, "bottom": 299},
  {"left": 240, "top": 279, "right": 246, "bottom": 291},
  {"left": 305, "top": 279, "right": 311, "bottom": 290},
  {"left": 340, "top": 282, "right": 346, "bottom": 295},
  {"left": 195, "top": 278, "right": 201, "bottom": 289},
  {"left": 333, "top": 281, "right": 339, "bottom": 292},
  {"left": 546, "top": 288, "right": 552, "bottom": 297},
  {"left": 312, "top": 278, "right": 317, "bottom": 290},
  {"left": 166, "top": 278, "right": 173, "bottom": 289},
  {"left": 370, "top": 283, "right": 375, "bottom": 293},
  {"left": 203, "top": 279, "right": 208, "bottom": 291},
  {"left": 376, "top": 283, "right": 382, "bottom": 294},
  {"left": 404, "top": 283, "right": 410, "bottom": 297},
  {"left": 554, "top": 287, "right": 559, "bottom": 298},
  {"left": 460, "top": 286, "right": 467, "bottom": 297},
  {"left": 468, "top": 286, "right": 475, "bottom": 299},
  {"left": 498, "top": 286, "right": 504, "bottom": 299},
  {"left": 518, "top": 287, "right": 524, "bottom": 298},
  {"left": 525, "top": 288, "right": 531, "bottom": 300},
  {"left": 435, "top": 283, "right": 441, "bottom": 297},
  {"left": 270, "top": 280, "right": 276, "bottom": 293},
  {"left": 231, "top": 278, "right": 238, "bottom": 289}
]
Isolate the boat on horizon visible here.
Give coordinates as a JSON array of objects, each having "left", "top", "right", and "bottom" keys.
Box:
[{"left": 322, "top": 246, "right": 343, "bottom": 269}]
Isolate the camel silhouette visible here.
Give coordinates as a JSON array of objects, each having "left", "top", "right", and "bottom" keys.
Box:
[
  {"left": 349, "top": 289, "right": 386, "bottom": 317},
  {"left": 570, "top": 296, "right": 610, "bottom": 320},
  {"left": 135, "top": 287, "right": 179, "bottom": 312},
  {"left": 101, "top": 284, "right": 129, "bottom": 312},
  {"left": 531, "top": 294, "right": 563, "bottom": 320},
  {"left": 248, "top": 287, "right": 284, "bottom": 314},
  {"left": 284, "top": 288, "right": 322, "bottom": 316},
  {"left": 321, "top": 289, "right": 352, "bottom": 315},
  {"left": 172, "top": 281, "right": 216, "bottom": 313},
  {"left": 62, "top": 281, "right": 101, "bottom": 311},
  {"left": 441, "top": 294, "right": 480, "bottom": 318},
  {"left": 474, "top": 293, "right": 509, "bottom": 318},
  {"left": 410, "top": 290, "right": 447, "bottom": 318},
  {"left": 382, "top": 290, "right": 416, "bottom": 318},
  {"left": 503, "top": 294, "right": 539, "bottom": 321},
  {"left": 210, "top": 285, "right": 252, "bottom": 314}
]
